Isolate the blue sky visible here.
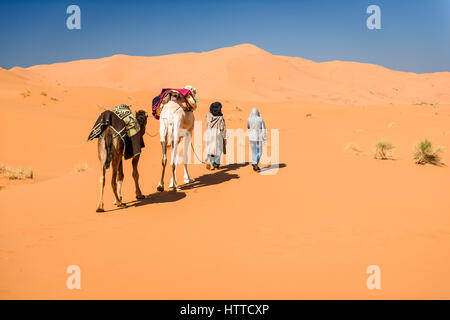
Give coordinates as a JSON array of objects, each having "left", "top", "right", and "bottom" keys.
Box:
[{"left": 0, "top": 0, "right": 449, "bottom": 73}]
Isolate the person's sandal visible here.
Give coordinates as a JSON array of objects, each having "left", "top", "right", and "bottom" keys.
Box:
[{"left": 206, "top": 163, "right": 211, "bottom": 170}]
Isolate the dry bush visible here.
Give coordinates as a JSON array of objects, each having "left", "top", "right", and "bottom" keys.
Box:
[
  {"left": 41, "top": 91, "right": 47, "bottom": 97},
  {"left": 414, "top": 139, "right": 444, "bottom": 166},
  {"left": 0, "top": 163, "right": 33, "bottom": 180},
  {"left": 18, "top": 167, "right": 33, "bottom": 179},
  {"left": 5, "top": 170, "right": 21, "bottom": 180},
  {"left": 374, "top": 141, "right": 395, "bottom": 160}
]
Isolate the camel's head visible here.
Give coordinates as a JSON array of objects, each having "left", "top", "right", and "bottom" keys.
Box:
[
  {"left": 184, "top": 85, "right": 197, "bottom": 98},
  {"left": 170, "top": 92, "right": 181, "bottom": 102},
  {"left": 135, "top": 110, "right": 148, "bottom": 134}
]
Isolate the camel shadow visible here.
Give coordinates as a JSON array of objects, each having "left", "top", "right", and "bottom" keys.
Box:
[
  {"left": 103, "top": 191, "right": 186, "bottom": 213},
  {"left": 101, "top": 162, "right": 286, "bottom": 212},
  {"left": 129, "top": 191, "right": 187, "bottom": 208},
  {"left": 101, "top": 163, "right": 247, "bottom": 212},
  {"left": 180, "top": 162, "right": 248, "bottom": 191}
]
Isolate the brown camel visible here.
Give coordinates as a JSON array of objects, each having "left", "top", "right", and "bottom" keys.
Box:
[{"left": 96, "top": 110, "right": 148, "bottom": 212}]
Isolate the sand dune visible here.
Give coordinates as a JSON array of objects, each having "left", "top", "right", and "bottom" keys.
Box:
[
  {"left": 8, "top": 44, "right": 450, "bottom": 105},
  {"left": 1, "top": 44, "right": 449, "bottom": 299},
  {"left": 0, "top": 67, "right": 28, "bottom": 84}
]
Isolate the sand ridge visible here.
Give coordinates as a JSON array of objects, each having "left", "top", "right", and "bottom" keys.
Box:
[{"left": 7, "top": 44, "right": 450, "bottom": 105}]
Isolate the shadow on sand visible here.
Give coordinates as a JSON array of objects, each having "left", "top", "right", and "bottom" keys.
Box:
[
  {"left": 132, "top": 191, "right": 187, "bottom": 207},
  {"left": 180, "top": 162, "right": 248, "bottom": 191},
  {"left": 259, "top": 163, "right": 287, "bottom": 173},
  {"left": 102, "top": 162, "right": 286, "bottom": 212},
  {"left": 103, "top": 191, "right": 187, "bottom": 213}
]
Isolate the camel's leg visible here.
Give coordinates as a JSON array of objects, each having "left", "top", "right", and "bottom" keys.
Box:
[
  {"left": 132, "top": 155, "right": 145, "bottom": 199},
  {"left": 183, "top": 130, "right": 194, "bottom": 183},
  {"left": 169, "top": 165, "right": 177, "bottom": 189},
  {"left": 96, "top": 138, "right": 107, "bottom": 212},
  {"left": 111, "top": 153, "right": 125, "bottom": 208},
  {"left": 114, "top": 159, "right": 124, "bottom": 205},
  {"left": 170, "top": 139, "right": 180, "bottom": 191},
  {"left": 169, "top": 138, "right": 181, "bottom": 188},
  {"left": 169, "top": 123, "right": 182, "bottom": 188},
  {"left": 96, "top": 166, "right": 106, "bottom": 212},
  {"left": 157, "top": 141, "right": 167, "bottom": 192}
]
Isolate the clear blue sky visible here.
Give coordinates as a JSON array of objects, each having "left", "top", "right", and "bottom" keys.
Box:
[{"left": 0, "top": 0, "right": 449, "bottom": 73}]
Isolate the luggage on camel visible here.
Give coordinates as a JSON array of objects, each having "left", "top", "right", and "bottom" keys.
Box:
[
  {"left": 87, "top": 104, "right": 145, "bottom": 159},
  {"left": 151, "top": 88, "right": 197, "bottom": 120}
]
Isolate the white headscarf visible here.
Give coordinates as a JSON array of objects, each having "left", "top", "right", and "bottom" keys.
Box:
[{"left": 247, "top": 108, "right": 267, "bottom": 142}]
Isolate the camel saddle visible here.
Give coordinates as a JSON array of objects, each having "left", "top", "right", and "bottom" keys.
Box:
[
  {"left": 87, "top": 104, "right": 145, "bottom": 160},
  {"left": 152, "top": 88, "right": 197, "bottom": 120}
]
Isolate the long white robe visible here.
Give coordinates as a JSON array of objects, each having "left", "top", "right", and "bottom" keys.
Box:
[{"left": 205, "top": 113, "right": 226, "bottom": 156}]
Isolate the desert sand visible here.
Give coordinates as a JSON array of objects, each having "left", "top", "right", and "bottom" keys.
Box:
[{"left": 0, "top": 44, "right": 449, "bottom": 299}]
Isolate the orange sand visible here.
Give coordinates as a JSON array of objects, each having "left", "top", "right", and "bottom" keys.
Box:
[{"left": 0, "top": 44, "right": 449, "bottom": 299}]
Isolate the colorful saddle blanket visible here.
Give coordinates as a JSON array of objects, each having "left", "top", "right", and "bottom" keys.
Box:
[
  {"left": 151, "top": 88, "right": 197, "bottom": 120},
  {"left": 87, "top": 104, "right": 145, "bottom": 160}
]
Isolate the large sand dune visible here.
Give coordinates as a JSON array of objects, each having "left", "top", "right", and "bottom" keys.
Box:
[
  {"left": 8, "top": 44, "right": 450, "bottom": 105},
  {"left": 1, "top": 44, "right": 449, "bottom": 299}
]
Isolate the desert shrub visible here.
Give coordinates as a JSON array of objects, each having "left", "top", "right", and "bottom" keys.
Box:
[
  {"left": 414, "top": 139, "right": 444, "bottom": 166},
  {"left": 5, "top": 170, "right": 21, "bottom": 180},
  {"left": 374, "top": 141, "right": 395, "bottom": 160},
  {"left": 0, "top": 163, "right": 33, "bottom": 179},
  {"left": 41, "top": 91, "right": 47, "bottom": 96},
  {"left": 18, "top": 167, "right": 33, "bottom": 179}
]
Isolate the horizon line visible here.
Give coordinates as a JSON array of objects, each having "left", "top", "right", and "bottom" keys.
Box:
[{"left": 5, "top": 43, "right": 450, "bottom": 76}]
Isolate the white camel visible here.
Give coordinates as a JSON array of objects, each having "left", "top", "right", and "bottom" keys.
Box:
[{"left": 157, "top": 86, "right": 197, "bottom": 191}]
